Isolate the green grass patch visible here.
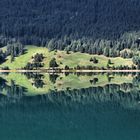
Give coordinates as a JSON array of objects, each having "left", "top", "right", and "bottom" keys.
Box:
[{"left": 1, "top": 45, "right": 134, "bottom": 69}]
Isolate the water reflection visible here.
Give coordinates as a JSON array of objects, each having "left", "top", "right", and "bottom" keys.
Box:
[
  {"left": 0, "top": 72, "right": 139, "bottom": 109},
  {"left": 0, "top": 72, "right": 140, "bottom": 140}
]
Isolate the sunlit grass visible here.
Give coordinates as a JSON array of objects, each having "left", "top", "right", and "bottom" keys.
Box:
[{"left": 1, "top": 45, "right": 134, "bottom": 69}]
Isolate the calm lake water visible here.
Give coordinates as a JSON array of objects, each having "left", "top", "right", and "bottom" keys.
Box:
[{"left": 0, "top": 72, "right": 140, "bottom": 140}]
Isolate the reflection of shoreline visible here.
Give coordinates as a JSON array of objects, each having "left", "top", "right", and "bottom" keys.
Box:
[
  {"left": 0, "top": 83, "right": 139, "bottom": 110},
  {"left": 0, "top": 69, "right": 140, "bottom": 73},
  {"left": 0, "top": 72, "right": 139, "bottom": 109},
  {"left": 0, "top": 72, "right": 134, "bottom": 95}
]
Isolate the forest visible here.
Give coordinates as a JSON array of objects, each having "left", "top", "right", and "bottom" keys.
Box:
[
  {"left": 0, "top": 0, "right": 140, "bottom": 69},
  {"left": 0, "top": 0, "right": 139, "bottom": 46}
]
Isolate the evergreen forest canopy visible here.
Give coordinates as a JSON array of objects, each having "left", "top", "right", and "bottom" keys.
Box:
[
  {"left": 0, "top": 0, "right": 139, "bottom": 44},
  {"left": 0, "top": 0, "right": 140, "bottom": 65}
]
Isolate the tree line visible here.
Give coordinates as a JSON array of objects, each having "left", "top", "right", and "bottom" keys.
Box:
[
  {"left": 0, "top": 0, "right": 139, "bottom": 46},
  {"left": 0, "top": 40, "right": 24, "bottom": 64}
]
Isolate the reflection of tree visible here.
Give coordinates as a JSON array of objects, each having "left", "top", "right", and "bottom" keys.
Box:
[
  {"left": 24, "top": 73, "right": 45, "bottom": 88},
  {"left": 120, "top": 83, "right": 133, "bottom": 91},
  {"left": 65, "top": 72, "right": 70, "bottom": 76},
  {"left": 0, "top": 72, "right": 139, "bottom": 110},
  {"left": 49, "top": 74, "right": 59, "bottom": 84},
  {"left": 7, "top": 80, "right": 26, "bottom": 98},
  {"left": 24, "top": 73, "right": 60, "bottom": 88},
  {"left": 0, "top": 79, "right": 27, "bottom": 101},
  {"left": 0, "top": 77, "right": 7, "bottom": 92},
  {"left": 33, "top": 80, "right": 44, "bottom": 88},
  {"left": 90, "top": 78, "right": 98, "bottom": 84},
  {"left": 107, "top": 76, "right": 114, "bottom": 82},
  {"left": 25, "top": 73, "right": 44, "bottom": 80},
  {"left": 133, "top": 74, "right": 140, "bottom": 88},
  {"left": 47, "top": 83, "right": 139, "bottom": 109}
]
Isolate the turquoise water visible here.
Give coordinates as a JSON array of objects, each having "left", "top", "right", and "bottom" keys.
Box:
[
  {"left": 0, "top": 97, "right": 140, "bottom": 140},
  {"left": 0, "top": 73, "right": 140, "bottom": 140}
]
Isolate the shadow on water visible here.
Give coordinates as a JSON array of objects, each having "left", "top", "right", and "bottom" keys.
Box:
[{"left": 0, "top": 72, "right": 140, "bottom": 140}]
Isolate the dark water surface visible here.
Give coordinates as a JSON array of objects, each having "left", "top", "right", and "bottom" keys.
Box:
[{"left": 0, "top": 72, "right": 140, "bottom": 140}]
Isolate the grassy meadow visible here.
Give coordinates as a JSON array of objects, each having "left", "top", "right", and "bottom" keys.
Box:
[{"left": 0, "top": 45, "right": 134, "bottom": 70}]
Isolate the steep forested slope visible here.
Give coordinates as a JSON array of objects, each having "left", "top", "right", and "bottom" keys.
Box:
[{"left": 0, "top": 0, "right": 139, "bottom": 44}]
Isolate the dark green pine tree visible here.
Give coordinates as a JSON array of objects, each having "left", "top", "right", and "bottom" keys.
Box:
[{"left": 49, "top": 58, "right": 59, "bottom": 68}]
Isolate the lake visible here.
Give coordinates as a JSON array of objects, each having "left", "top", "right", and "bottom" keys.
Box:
[{"left": 0, "top": 72, "right": 140, "bottom": 140}]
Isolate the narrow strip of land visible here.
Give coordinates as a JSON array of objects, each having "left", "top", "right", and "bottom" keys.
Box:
[{"left": 0, "top": 69, "right": 140, "bottom": 73}]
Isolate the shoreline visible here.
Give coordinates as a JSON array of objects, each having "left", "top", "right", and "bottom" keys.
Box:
[{"left": 0, "top": 69, "right": 140, "bottom": 73}]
